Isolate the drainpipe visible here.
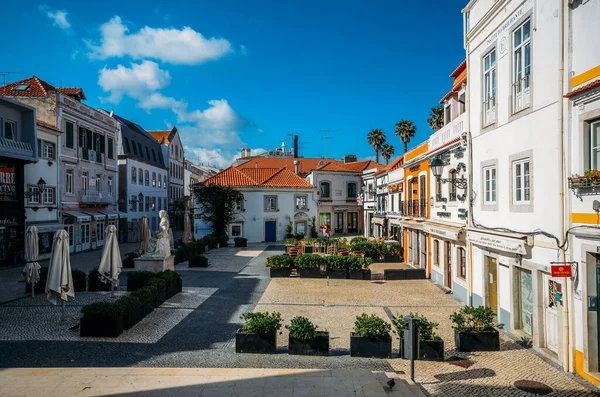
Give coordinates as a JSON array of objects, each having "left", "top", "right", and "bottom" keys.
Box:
[{"left": 464, "top": 28, "right": 475, "bottom": 306}]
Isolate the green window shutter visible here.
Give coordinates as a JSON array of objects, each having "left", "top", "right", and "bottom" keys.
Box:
[
  {"left": 78, "top": 127, "right": 84, "bottom": 148},
  {"left": 87, "top": 130, "right": 93, "bottom": 149}
]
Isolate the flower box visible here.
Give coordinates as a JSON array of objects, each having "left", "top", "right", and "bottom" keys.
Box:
[
  {"left": 269, "top": 267, "right": 291, "bottom": 278},
  {"left": 349, "top": 269, "right": 371, "bottom": 280},
  {"left": 288, "top": 331, "right": 329, "bottom": 356},
  {"left": 80, "top": 316, "right": 124, "bottom": 338},
  {"left": 401, "top": 339, "right": 445, "bottom": 361},
  {"left": 154, "top": 286, "right": 167, "bottom": 308},
  {"left": 350, "top": 333, "right": 392, "bottom": 358},
  {"left": 454, "top": 329, "right": 500, "bottom": 352},
  {"left": 299, "top": 268, "right": 322, "bottom": 278},
  {"left": 177, "top": 278, "right": 183, "bottom": 293},
  {"left": 384, "top": 268, "right": 426, "bottom": 280},
  {"left": 123, "top": 302, "right": 144, "bottom": 330},
  {"left": 383, "top": 255, "right": 402, "bottom": 263},
  {"left": 325, "top": 269, "right": 347, "bottom": 279},
  {"left": 235, "top": 329, "right": 277, "bottom": 354}
]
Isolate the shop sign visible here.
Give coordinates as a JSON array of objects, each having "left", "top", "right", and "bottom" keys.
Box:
[
  {"left": 468, "top": 231, "right": 527, "bottom": 255},
  {"left": 551, "top": 265, "right": 573, "bottom": 278},
  {"left": 424, "top": 224, "right": 461, "bottom": 241},
  {"left": 0, "top": 217, "right": 18, "bottom": 226},
  {"left": 0, "top": 164, "right": 16, "bottom": 201}
]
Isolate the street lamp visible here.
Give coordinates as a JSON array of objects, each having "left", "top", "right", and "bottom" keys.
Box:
[
  {"left": 138, "top": 192, "right": 144, "bottom": 202},
  {"left": 24, "top": 177, "right": 48, "bottom": 198},
  {"left": 429, "top": 157, "right": 468, "bottom": 189}
]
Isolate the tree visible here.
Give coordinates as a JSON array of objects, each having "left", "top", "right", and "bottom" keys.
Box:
[
  {"left": 427, "top": 106, "right": 445, "bottom": 132},
  {"left": 395, "top": 120, "right": 417, "bottom": 153},
  {"left": 381, "top": 143, "right": 395, "bottom": 165},
  {"left": 367, "top": 129, "right": 386, "bottom": 163},
  {"left": 193, "top": 185, "right": 243, "bottom": 238}
]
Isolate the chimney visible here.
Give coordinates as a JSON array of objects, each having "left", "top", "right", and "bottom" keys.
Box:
[
  {"left": 241, "top": 148, "right": 245, "bottom": 158},
  {"left": 293, "top": 135, "right": 299, "bottom": 157},
  {"left": 247, "top": 148, "right": 251, "bottom": 157},
  {"left": 294, "top": 160, "right": 300, "bottom": 175},
  {"left": 282, "top": 141, "right": 286, "bottom": 153}
]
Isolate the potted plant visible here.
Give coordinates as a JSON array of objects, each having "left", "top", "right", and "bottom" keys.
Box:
[
  {"left": 384, "top": 242, "right": 402, "bottom": 263},
  {"left": 131, "top": 285, "right": 157, "bottom": 316},
  {"left": 157, "top": 270, "right": 181, "bottom": 299},
  {"left": 394, "top": 313, "right": 444, "bottom": 361},
  {"left": 126, "top": 270, "right": 156, "bottom": 291},
  {"left": 268, "top": 255, "right": 293, "bottom": 278},
  {"left": 80, "top": 302, "right": 124, "bottom": 337},
  {"left": 25, "top": 267, "right": 48, "bottom": 294},
  {"left": 302, "top": 240, "right": 314, "bottom": 254},
  {"left": 147, "top": 278, "right": 167, "bottom": 308},
  {"left": 236, "top": 311, "right": 282, "bottom": 354},
  {"left": 122, "top": 251, "right": 139, "bottom": 268},
  {"left": 286, "top": 316, "right": 329, "bottom": 356},
  {"left": 294, "top": 254, "right": 323, "bottom": 278},
  {"left": 117, "top": 295, "right": 143, "bottom": 330},
  {"left": 294, "top": 232, "right": 304, "bottom": 240},
  {"left": 286, "top": 221, "right": 294, "bottom": 239},
  {"left": 234, "top": 237, "right": 248, "bottom": 248},
  {"left": 310, "top": 216, "right": 318, "bottom": 238},
  {"left": 450, "top": 306, "right": 503, "bottom": 352},
  {"left": 88, "top": 268, "right": 113, "bottom": 292},
  {"left": 325, "top": 256, "right": 347, "bottom": 279},
  {"left": 350, "top": 313, "right": 392, "bottom": 358},
  {"left": 349, "top": 257, "right": 372, "bottom": 280},
  {"left": 189, "top": 255, "right": 209, "bottom": 268},
  {"left": 72, "top": 269, "right": 87, "bottom": 292}
]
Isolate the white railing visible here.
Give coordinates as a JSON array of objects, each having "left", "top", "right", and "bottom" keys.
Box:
[
  {"left": 429, "top": 112, "right": 467, "bottom": 151},
  {"left": 79, "top": 191, "right": 113, "bottom": 204},
  {"left": 483, "top": 97, "right": 497, "bottom": 126},
  {"left": 0, "top": 138, "right": 34, "bottom": 154},
  {"left": 512, "top": 75, "right": 531, "bottom": 114}
]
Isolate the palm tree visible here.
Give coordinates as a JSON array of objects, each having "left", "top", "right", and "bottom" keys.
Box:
[
  {"left": 367, "top": 128, "right": 386, "bottom": 163},
  {"left": 395, "top": 120, "right": 417, "bottom": 153},
  {"left": 427, "top": 106, "right": 445, "bottom": 132},
  {"left": 381, "top": 143, "right": 395, "bottom": 165}
]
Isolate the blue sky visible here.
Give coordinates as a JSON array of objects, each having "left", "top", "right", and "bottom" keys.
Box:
[{"left": 2, "top": 0, "right": 466, "bottom": 167}]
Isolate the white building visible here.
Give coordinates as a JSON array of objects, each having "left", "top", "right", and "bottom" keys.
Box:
[
  {"left": 194, "top": 166, "right": 316, "bottom": 242},
  {"left": 464, "top": 0, "right": 565, "bottom": 364},
  {"left": 385, "top": 158, "right": 405, "bottom": 243},
  {"left": 362, "top": 166, "right": 379, "bottom": 238},
  {"left": 114, "top": 114, "right": 168, "bottom": 240}
]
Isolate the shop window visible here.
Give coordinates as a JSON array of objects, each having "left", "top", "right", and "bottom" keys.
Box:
[
  {"left": 231, "top": 225, "right": 242, "bottom": 237},
  {"left": 108, "top": 177, "right": 113, "bottom": 196},
  {"left": 518, "top": 268, "right": 533, "bottom": 335},
  {"left": 320, "top": 182, "right": 331, "bottom": 198},
  {"left": 295, "top": 195, "right": 307, "bottom": 210},
  {"left": 433, "top": 240, "right": 439, "bottom": 266},
  {"left": 458, "top": 247, "right": 466, "bottom": 278}
]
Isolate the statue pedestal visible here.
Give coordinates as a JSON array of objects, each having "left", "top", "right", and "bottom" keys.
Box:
[{"left": 134, "top": 255, "right": 174, "bottom": 273}]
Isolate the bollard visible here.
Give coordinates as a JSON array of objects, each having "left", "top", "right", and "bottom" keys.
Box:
[{"left": 403, "top": 315, "right": 421, "bottom": 381}]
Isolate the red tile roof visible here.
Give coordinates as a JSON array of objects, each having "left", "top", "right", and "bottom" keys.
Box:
[
  {"left": 342, "top": 160, "right": 384, "bottom": 171},
  {"left": 565, "top": 79, "right": 600, "bottom": 98},
  {"left": 203, "top": 166, "right": 313, "bottom": 188},
  {"left": 148, "top": 130, "right": 171, "bottom": 144},
  {"left": 0, "top": 76, "right": 85, "bottom": 100},
  {"left": 439, "top": 61, "right": 468, "bottom": 104},
  {"left": 36, "top": 120, "right": 62, "bottom": 133},
  {"left": 57, "top": 87, "right": 86, "bottom": 100},
  {"left": 450, "top": 60, "right": 467, "bottom": 78},
  {"left": 237, "top": 158, "right": 336, "bottom": 176},
  {"left": 373, "top": 156, "right": 404, "bottom": 176}
]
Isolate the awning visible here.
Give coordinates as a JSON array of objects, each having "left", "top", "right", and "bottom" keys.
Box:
[
  {"left": 30, "top": 223, "right": 64, "bottom": 233},
  {"left": 400, "top": 220, "right": 424, "bottom": 230},
  {"left": 63, "top": 211, "right": 91, "bottom": 222},
  {"left": 424, "top": 222, "right": 464, "bottom": 241},
  {"left": 467, "top": 230, "right": 529, "bottom": 255},
  {"left": 389, "top": 218, "right": 403, "bottom": 226},
  {"left": 104, "top": 210, "right": 128, "bottom": 219},
  {"left": 83, "top": 212, "right": 106, "bottom": 221},
  {"left": 371, "top": 217, "right": 385, "bottom": 226}
]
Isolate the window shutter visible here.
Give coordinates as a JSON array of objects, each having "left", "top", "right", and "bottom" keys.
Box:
[
  {"left": 79, "top": 128, "right": 84, "bottom": 148},
  {"left": 100, "top": 135, "right": 105, "bottom": 153},
  {"left": 87, "top": 130, "right": 93, "bottom": 149}
]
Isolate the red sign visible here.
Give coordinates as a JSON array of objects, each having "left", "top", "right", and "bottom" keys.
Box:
[{"left": 551, "top": 265, "right": 572, "bottom": 278}]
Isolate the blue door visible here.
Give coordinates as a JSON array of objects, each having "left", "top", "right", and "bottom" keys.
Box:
[{"left": 265, "top": 221, "right": 277, "bottom": 242}]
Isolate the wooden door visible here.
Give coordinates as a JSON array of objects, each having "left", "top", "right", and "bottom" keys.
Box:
[
  {"left": 445, "top": 241, "right": 452, "bottom": 289},
  {"left": 487, "top": 256, "right": 498, "bottom": 312}
]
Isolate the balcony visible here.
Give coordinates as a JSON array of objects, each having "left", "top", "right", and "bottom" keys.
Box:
[
  {"left": 429, "top": 112, "right": 467, "bottom": 152},
  {"left": 0, "top": 137, "right": 34, "bottom": 159},
  {"left": 79, "top": 148, "right": 104, "bottom": 164},
  {"left": 404, "top": 199, "right": 428, "bottom": 218},
  {"left": 569, "top": 174, "right": 600, "bottom": 199},
  {"left": 79, "top": 191, "right": 113, "bottom": 204}
]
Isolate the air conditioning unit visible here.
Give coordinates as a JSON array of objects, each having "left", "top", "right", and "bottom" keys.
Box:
[{"left": 89, "top": 150, "right": 96, "bottom": 162}]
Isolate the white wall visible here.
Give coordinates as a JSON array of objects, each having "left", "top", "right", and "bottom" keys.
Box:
[{"left": 122, "top": 158, "right": 168, "bottom": 229}]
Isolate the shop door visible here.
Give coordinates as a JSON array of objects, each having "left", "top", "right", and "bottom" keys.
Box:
[
  {"left": 265, "top": 221, "right": 277, "bottom": 242},
  {"left": 544, "top": 275, "right": 560, "bottom": 354},
  {"left": 81, "top": 223, "right": 90, "bottom": 251},
  {"left": 64, "top": 225, "right": 75, "bottom": 253},
  {"left": 347, "top": 212, "right": 358, "bottom": 234},
  {"left": 334, "top": 213, "right": 344, "bottom": 234},
  {"left": 420, "top": 233, "right": 427, "bottom": 269},
  {"left": 597, "top": 259, "right": 600, "bottom": 368},
  {"left": 445, "top": 241, "right": 452, "bottom": 289},
  {"left": 486, "top": 256, "right": 498, "bottom": 313}
]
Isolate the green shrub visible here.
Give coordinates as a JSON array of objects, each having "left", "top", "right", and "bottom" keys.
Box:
[
  {"left": 347, "top": 256, "right": 364, "bottom": 271},
  {"left": 189, "top": 255, "right": 209, "bottom": 267},
  {"left": 364, "top": 257, "right": 373, "bottom": 269},
  {"left": 393, "top": 312, "right": 441, "bottom": 341},
  {"left": 116, "top": 295, "right": 141, "bottom": 315},
  {"left": 240, "top": 311, "right": 283, "bottom": 334},
  {"left": 156, "top": 270, "right": 180, "bottom": 286},
  {"left": 385, "top": 242, "right": 403, "bottom": 256},
  {"left": 351, "top": 242, "right": 385, "bottom": 256},
  {"left": 234, "top": 237, "right": 247, "bottom": 243},
  {"left": 147, "top": 277, "right": 167, "bottom": 291},
  {"left": 293, "top": 232, "right": 304, "bottom": 240},
  {"left": 351, "top": 237, "right": 368, "bottom": 244},
  {"left": 131, "top": 285, "right": 158, "bottom": 305},
  {"left": 294, "top": 254, "right": 325, "bottom": 269},
  {"left": 88, "top": 268, "right": 111, "bottom": 291},
  {"left": 449, "top": 306, "right": 504, "bottom": 332},
  {"left": 217, "top": 234, "right": 229, "bottom": 247},
  {"left": 72, "top": 269, "right": 87, "bottom": 292},
  {"left": 353, "top": 313, "right": 392, "bottom": 338},
  {"left": 269, "top": 255, "right": 293, "bottom": 268},
  {"left": 81, "top": 301, "right": 123, "bottom": 321},
  {"left": 325, "top": 255, "right": 347, "bottom": 270},
  {"left": 285, "top": 238, "right": 300, "bottom": 247},
  {"left": 286, "top": 316, "right": 317, "bottom": 341},
  {"left": 127, "top": 270, "right": 156, "bottom": 291}
]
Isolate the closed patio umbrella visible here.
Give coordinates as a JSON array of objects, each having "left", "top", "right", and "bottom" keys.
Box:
[
  {"left": 23, "top": 226, "right": 41, "bottom": 297},
  {"left": 97, "top": 225, "right": 122, "bottom": 296},
  {"left": 45, "top": 229, "right": 74, "bottom": 321},
  {"left": 139, "top": 216, "right": 149, "bottom": 253},
  {"left": 183, "top": 211, "right": 192, "bottom": 244}
]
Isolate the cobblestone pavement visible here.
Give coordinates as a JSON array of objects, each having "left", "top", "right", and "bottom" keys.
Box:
[{"left": 258, "top": 278, "right": 599, "bottom": 397}]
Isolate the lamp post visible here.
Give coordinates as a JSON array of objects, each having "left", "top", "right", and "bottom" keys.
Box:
[
  {"left": 429, "top": 157, "right": 468, "bottom": 189},
  {"left": 24, "top": 177, "right": 48, "bottom": 199}
]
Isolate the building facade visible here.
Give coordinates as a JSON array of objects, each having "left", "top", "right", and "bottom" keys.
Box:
[{"left": 361, "top": 166, "right": 380, "bottom": 238}]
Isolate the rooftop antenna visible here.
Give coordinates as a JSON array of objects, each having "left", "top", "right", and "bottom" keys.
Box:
[
  {"left": 300, "top": 141, "right": 312, "bottom": 157},
  {"left": 286, "top": 132, "right": 294, "bottom": 154},
  {"left": 319, "top": 129, "right": 336, "bottom": 158},
  {"left": 0, "top": 72, "right": 25, "bottom": 87}
]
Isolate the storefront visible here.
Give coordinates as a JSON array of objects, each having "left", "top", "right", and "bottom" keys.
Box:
[
  {"left": 63, "top": 211, "right": 92, "bottom": 252},
  {"left": 371, "top": 216, "right": 386, "bottom": 239},
  {"left": 402, "top": 220, "right": 427, "bottom": 271},
  {"left": 0, "top": 162, "right": 26, "bottom": 266},
  {"left": 388, "top": 218, "right": 403, "bottom": 245}
]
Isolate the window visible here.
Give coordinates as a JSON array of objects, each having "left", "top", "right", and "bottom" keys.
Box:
[
  {"left": 145, "top": 170, "right": 149, "bottom": 186},
  {"left": 27, "top": 186, "right": 40, "bottom": 204},
  {"left": 146, "top": 147, "right": 151, "bottom": 160},
  {"left": 484, "top": 166, "right": 497, "bottom": 203},
  {"left": 589, "top": 120, "right": 600, "bottom": 170},
  {"left": 265, "top": 195, "right": 278, "bottom": 211},
  {"left": 131, "top": 167, "right": 137, "bottom": 184},
  {"left": 131, "top": 140, "right": 138, "bottom": 155},
  {"left": 320, "top": 182, "right": 331, "bottom": 198},
  {"left": 108, "top": 137, "right": 114, "bottom": 159},
  {"left": 164, "top": 197, "right": 167, "bottom": 210},
  {"left": 231, "top": 225, "right": 242, "bottom": 237},
  {"left": 444, "top": 105, "right": 451, "bottom": 124},
  {"left": 459, "top": 248, "right": 466, "bottom": 279},
  {"left": 108, "top": 177, "right": 113, "bottom": 196},
  {"left": 433, "top": 240, "right": 439, "bottom": 266},
  {"left": 449, "top": 170, "right": 457, "bottom": 201},
  {"left": 145, "top": 196, "right": 150, "bottom": 212},
  {"left": 138, "top": 143, "right": 143, "bottom": 157},
  {"left": 513, "top": 159, "right": 531, "bottom": 204},
  {"left": 152, "top": 197, "right": 156, "bottom": 211},
  {"left": 513, "top": 19, "right": 531, "bottom": 113},
  {"left": 152, "top": 149, "right": 157, "bottom": 162},
  {"left": 319, "top": 213, "right": 331, "bottom": 230},
  {"left": 158, "top": 175, "right": 162, "bottom": 188},
  {"left": 97, "top": 223, "right": 104, "bottom": 242},
  {"left": 295, "top": 195, "right": 307, "bottom": 210},
  {"left": 43, "top": 187, "right": 55, "bottom": 204},
  {"left": 236, "top": 196, "right": 244, "bottom": 211},
  {"left": 65, "top": 169, "right": 73, "bottom": 194},
  {"left": 13, "top": 83, "right": 29, "bottom": 91},
  {"left": 124, "top": 138, "right": 131, "bottom": 153},
  {"left": 483, "top": 49, "right": 497, "bottom": 125},
  {"left": 347, "top": 183, "right": 357, "bottom": 199},
  {"left": 459, "top": 93, "right": 466, "bottom": 114},
  {"left": 66, "top": 122, "right": 74, "bottom": 148},
  {"left": 138, "top": 196, "right": 143, "bottom": 212},
  {"left": 81, "top": 172, "right": 88, "bottom": 195},
  {"left": 152, "top": 172, "right": 156, "bottom": 187},
  {"left": 138, "top": 169, "right": 143, "bottom": 184},
  {"left": 39, "top": 140, "right": 56, "bottom": 160},
  {"left": 3, "top": 120, "right": 15, "bottom": 140},
  {"left": 95, "top": 175, "right": 102, "bottom": 192},
  {"left": 164, "top": 175, "right": 167, "bottom": 189}
]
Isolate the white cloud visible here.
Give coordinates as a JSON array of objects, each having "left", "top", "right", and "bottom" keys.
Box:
[
  {"left": 240, "top": 45, "right": 248, "bottom": 56},
  {"left": 86, "top": 16, "right": 232, "bottom": 65},
  {"left": 185, "top": 147, "right": 266, "bottom": 169},
  {"left": 39, "top": 5, "right": 71, "bottom": 30},
  {"left": 98, "top": 61, "right": 171, "bottom": 104}
]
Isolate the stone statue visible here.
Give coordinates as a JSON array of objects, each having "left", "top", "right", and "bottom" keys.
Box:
[{"left": 143, "top": 210, "right": 171, "bottom": 258}]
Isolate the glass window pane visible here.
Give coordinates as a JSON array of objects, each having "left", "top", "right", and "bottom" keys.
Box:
[
  {"left": 485, "top": 56, "right": 490, "bottom": 70},
  {"left": 524, "top": 20, "right": 531, "bottom": 40},
  {"left": 525, "top": 43, "right": 531, "bottom": 79},
  {"left": 514, "top": 27, "right": 522, "bottom": 47},
  {"left": 524, "top": 162, "right": 530, "bottom": 200},
  {"left": 491, "top": 50, "right": 496, "bottom": 65}
]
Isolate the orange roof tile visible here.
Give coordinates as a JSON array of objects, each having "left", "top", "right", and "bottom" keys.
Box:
[
  {"left": 0, "top": 76, "right": 56, "bottom": 98},
  {"left": 36, "top": 120, "right": 62, "bottom": 133},
  {"left": 452, "top": 69, "right": 467, "bottom": 91},
  {"left": 565, "top": 79, "right": 600, "bottom": 98},
  {"left": 57, "top": 87, "right": 86, "bottom": 100},
  {"left": 450, "top": 60, "right": 467, "bottom": 78},
  {"left": 237, "top": 157, "right": 335, "bottom": 176},
  {"left": 439, "top": 61, "right": 467, "bottom": 104},
  {"left": 342, "top": 160, "right": 384, "bottom": 171},
  {"left": 203, "top": 166, "right": 313, "bottom": 188},
  {"left": 148, "top": 130, "right": 171, "bottom": 144},
  {"left": 261, "top": 169, "right": 313, "bottom": 188},
  {"left": 316, "top": 161, "right": 352, "bottom": 172}
]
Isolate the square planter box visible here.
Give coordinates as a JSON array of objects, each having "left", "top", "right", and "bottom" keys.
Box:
[
  {"left": 384, "top": 268, "right": 427, "bottom": 280},
  {"left": 25, "top": 281, "right": 46, "bottom": 294},
  {"left": 383, "top": 255, "right": 402, "bottom": 263},
  {"left": 405, "top": 269, "right": 426, "bottom": 280},
  {"left": 80, "top": 316, "right": 124, "bottom": 338},
  {"left": 154, "top": 288, "right": 167, "bottom": 308},
  {"left": 235, "top": 330, "right": 277, "bottom": 354},
  {"left": 177, "top": 278, "right": 183, "bottom": 293},
  {"left": 367, "top": 255, "right": 383, "bottom": 263},
  {"left": 234, "top": 241, "right": 247, "bottom": 248},
  {"left": 454, "top": 329, "right": 500, "bottom": 352},
  {"left": 269, "top": 267, "right": 291, "bottom": 278},
  {"left": 401, "top": 339, "right": 445, "bottom": 361},
  {"left": 166, "top": 283, "right": 178, "bottom": 299},
  {"left": 349, "top": 270, "right": 371, "bottom": 280},
  {"left": 141, "top": 300, "right": 154, "bottom": 316},
  {"left": 326, "top": 269, "right": 347, "bottom": 279},
  {"left": 123, "top": 304, "right": 144, "bottom": 330},
  {"left": 289, "top": 331, "right": 330, "bottom": 356},
  {"left": 350, "top": 333, "right": 392, "bottom": 358},
  {"left": 299, "top": 268, "right": 322, "bottom": 278}
]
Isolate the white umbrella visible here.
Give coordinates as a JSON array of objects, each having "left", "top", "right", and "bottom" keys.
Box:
[
  {"left": 23, "top": 226, "right": 41, "bottom": 297},
  {"left": 45, "top": 229, "right": 74, "bottom": 321},
  {"left": 97, "top": 225, "right": 122, "bottom": 296},
  {"left": 183, "top": 211, "right": 192, "bottom": 244},
  {"left": 139, "top": 216, "right": 149, "bottom": 253},
  {"left": 169, "top": 227, "right": 174, "bottom": 248}
]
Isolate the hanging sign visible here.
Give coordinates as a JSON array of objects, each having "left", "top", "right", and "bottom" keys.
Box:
[
  {"left": 551, "top": 265, "right": 573, "bottom": 278},
  {"left": 467, "top": 231, "right": 527, "bottom": 255}
]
